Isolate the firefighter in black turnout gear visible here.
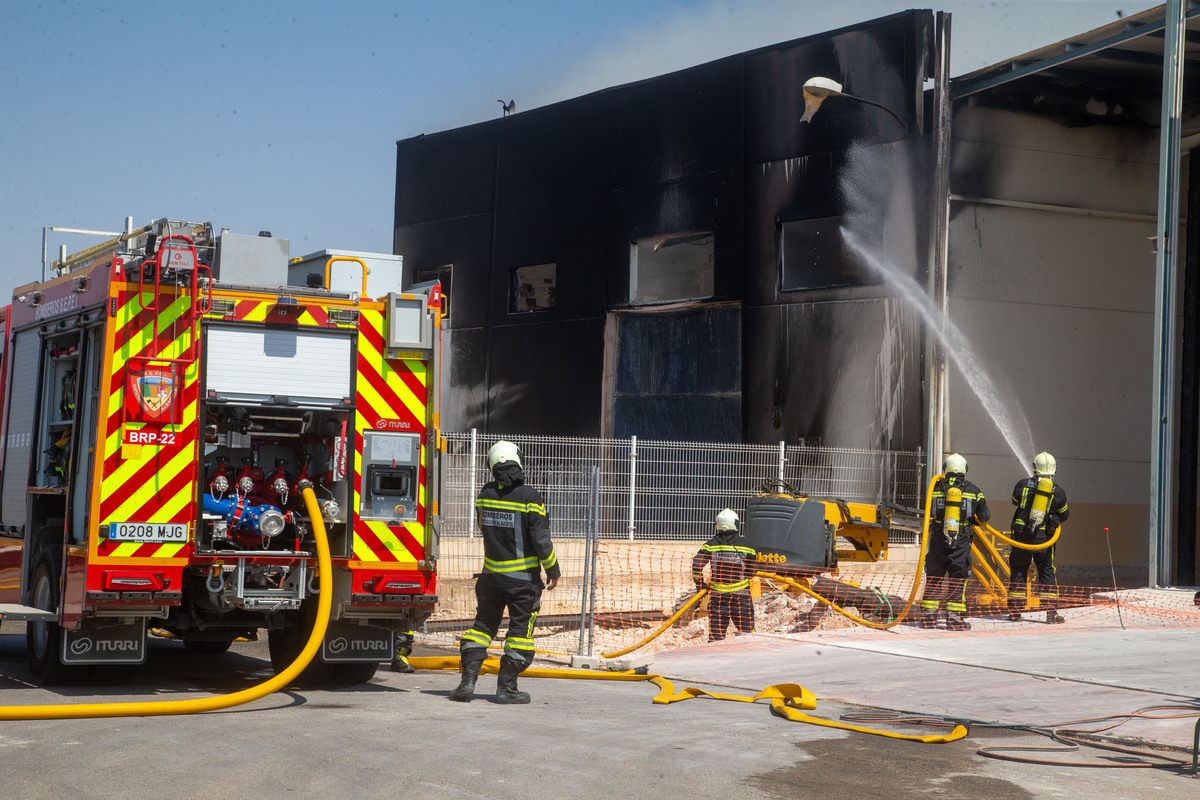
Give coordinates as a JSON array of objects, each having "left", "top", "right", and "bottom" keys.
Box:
[
  {"left": 919, "top": 454, "right": 990, "bottom": 631},
  {"left": 1008, "top": 452, "right": 1070, "bottom": 624},
  {"left": 450, "top": 441, "right": 560, "bottom": 704},
  {"left": 692, "top": 508, "right": 756, "bottom": 641}
]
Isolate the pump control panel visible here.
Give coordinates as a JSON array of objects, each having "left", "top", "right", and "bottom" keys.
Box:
[{"left": 361, "top": 431, "right": 421, "bottom": 521}]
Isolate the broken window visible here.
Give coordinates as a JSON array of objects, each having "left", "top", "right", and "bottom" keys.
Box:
[
  {"left": 629, "top": 232, "right": 714, "bottom": 304},
  {"left": 510, "top": 262, "right": 556, "bottom": 313},
  {"left": 779, "top": 216, "right": 867, "bottom": 291}
]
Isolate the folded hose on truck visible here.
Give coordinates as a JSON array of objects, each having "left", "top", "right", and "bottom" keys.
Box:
[{"left": 0, "top": 480, "right": 332, "bottom": 721}]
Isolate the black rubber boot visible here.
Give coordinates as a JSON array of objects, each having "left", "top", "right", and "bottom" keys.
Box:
[
  {"left": 945, "top": 613, "right": 971, "bottom": 631},
  {"left": 449, "top": 649, "right": 486, "bottom": 702},
  {"left": 391, "top": 634, "right": 415, "bottom": 673},
  {"left": 494, "top": 660, "right": 530, "bottom": 704},
  {"left": 1045, "top": 610, "right": 1065, "bottom": 624}
]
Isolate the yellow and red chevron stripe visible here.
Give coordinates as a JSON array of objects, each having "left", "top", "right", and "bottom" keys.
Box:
[
  {"left": 351, "top": 306, "right": 429, "bottom": 565},
  {"left": 94, "top": 283, "right": 199, "bottom": 560}
]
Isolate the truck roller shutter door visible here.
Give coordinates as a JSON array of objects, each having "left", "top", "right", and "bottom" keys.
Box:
[
  {"left": 1, "top": 334, "right": 39, "bottom": 525},
  {"left": 205, "top": 327, "right": 353, "bottom": 405}
]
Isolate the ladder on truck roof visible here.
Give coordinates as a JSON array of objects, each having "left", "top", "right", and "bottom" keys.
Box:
[{"left": 127, "top": 226, "right": 211, "bottom": 425}]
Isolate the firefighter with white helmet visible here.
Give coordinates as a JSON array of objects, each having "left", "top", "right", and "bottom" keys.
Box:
[
  {"left": 450, "top": 440, "right": 560, "bottom": 703},
  {"left": 691, "top": 508, "right": 757, "bottom": 641},
  {"left": 919, "top": 453, "right": 990, "bottom": 631},
  {"left": 1008, "top": 451, "right": 1070, "bottom": 624}
]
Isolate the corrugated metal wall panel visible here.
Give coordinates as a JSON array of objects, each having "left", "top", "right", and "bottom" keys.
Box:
[
  {"left": 615, "top": 306, "right": 741, "bottom": 395},
  {"left": 614, "top": 306, "right": 741, "bottom": 442},
  {"left": 2, "top": 333, "right": 39, "bottom": 525}
]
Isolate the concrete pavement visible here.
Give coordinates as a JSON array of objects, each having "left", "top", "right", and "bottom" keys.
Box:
[
  {"left": 0, "top": 601, "right": 1198, "bottom": 799},
  {"left": 652, "top": 601, "right": 1200, "bottom": 752}
]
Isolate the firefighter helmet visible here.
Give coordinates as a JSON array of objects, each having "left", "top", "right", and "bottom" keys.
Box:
[
  {"left": 943, "top": 453, "right": 967, "bottom": 477},
  {"left": 488, "top": 440, "right": 523, "bottom": 471},
  {"left": 1033, "top": 451, "right": 1057, "bottom": 477},
  {"left": 715, "top": 508, "right": 740, "bottom": 532}
]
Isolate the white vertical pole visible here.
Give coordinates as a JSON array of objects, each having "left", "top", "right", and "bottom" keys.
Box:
[
  {"left": 468, "top": 428, "right": 478, "bottom": 537},
  {"left": 924, "top": 13, "right": 952, "bottom": 489},
  {"left": 1150, "top": 0, "right": 1185, "bottom": 588},
  {"left": 778, "top": 441, "right": 786, "bottom": 483},
  {"left": 627, "top": 435, "right": 637, "bottom": 541}
]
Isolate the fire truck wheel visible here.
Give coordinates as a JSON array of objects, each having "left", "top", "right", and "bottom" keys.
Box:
[
  {"left": 330, "top": 661, "right": 379, "bottom": 685},
  {"left": 267, "top": 598, "right": 334, "bottom": 684},
  {"left": 89, "top": 664, "right": 140, "bottom": 685},
  {"left": 26, "top": 553, "right": 72, "bottom": 686},
  {"left": 183, "top": 638, "right": 235, "bottom": 654}
]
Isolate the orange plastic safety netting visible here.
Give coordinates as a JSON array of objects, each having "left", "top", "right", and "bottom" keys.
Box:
[{"left": 423, "top": 540, "right": 1200, "bottom": 657}]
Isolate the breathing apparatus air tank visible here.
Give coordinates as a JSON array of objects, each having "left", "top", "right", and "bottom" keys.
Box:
[
  {"left": 1028, "top": 476, "right": 1054, "bottom": 529},
  {"left": 944, "top": 485, "right": 963, "bottom": 539}
]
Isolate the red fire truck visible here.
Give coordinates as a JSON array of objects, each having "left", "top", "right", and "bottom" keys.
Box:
[{"left": 0, "top": 218, "right": 441, "bottom": 685}]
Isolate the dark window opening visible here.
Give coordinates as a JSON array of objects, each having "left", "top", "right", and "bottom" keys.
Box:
[
  {"left": 510, "top": 262, "right": 557, "bottom": 313},
  {"left": 779, "top": 216, "right": 872, "bottom": 291},
  {"left": 629, "top": 232, "right": 714, "bottom": 304}
]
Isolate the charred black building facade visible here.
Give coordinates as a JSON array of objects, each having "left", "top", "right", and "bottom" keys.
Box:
[{"left": 395, "top": 10, "right": 936, "bottom": 448}]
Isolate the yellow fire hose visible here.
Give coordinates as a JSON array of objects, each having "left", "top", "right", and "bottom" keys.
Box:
[
  {"left": 396, "top": 477, "right": 1064, "bottom": 743},
  {"left": 546, "top": 476, "right": 1067, "bottom": 662},
  {"left": 535, "top": 476, "right": 944, "bottom": 661},
  {"left": 0, "top": 481, "right": 331, "bottom": 720},
  {"left": 427, "top": 479, "right": 966, "bottom": 743},
  {"left": 600, "top": 587, "right": 710, "bottom": 659},
  {"left": 408, "top": 654, "right": 966, "bottom": 743},
  {"left": 980, "top": 521, "right": 1060, "bottom": 550},
  {"left": 549, "top": 474, "right": 1069, "bottom": 668}
]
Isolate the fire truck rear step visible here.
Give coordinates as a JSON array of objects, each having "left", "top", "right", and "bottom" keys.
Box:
[{"left": 0, "top": 603, "right": 58, "bottom": 622}]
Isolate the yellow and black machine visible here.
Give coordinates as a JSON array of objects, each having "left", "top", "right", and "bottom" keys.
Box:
[
  {"left": 732, "top": 479, "right": 924, "bottom": 627},
  {"left": 742, "top": 479, "right": 918, "bottom": 573}
]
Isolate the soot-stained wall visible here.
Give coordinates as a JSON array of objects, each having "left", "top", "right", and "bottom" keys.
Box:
[{"left": 395, "top": 10, "right": 933, "bottom": 447}]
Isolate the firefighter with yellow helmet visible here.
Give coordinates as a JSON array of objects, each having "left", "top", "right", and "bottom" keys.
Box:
[
  {"left": 450, "top": 440, "right": 560, "bottom": 704},
  {"left": 919, "top": 453, "right": 990, "bottom": 630},
  {"left": 1008, "top": 452, "right": 1070, "bottom": 624},
  {"left": 691, "top": 508, "right": 757, "bottom": 641}
]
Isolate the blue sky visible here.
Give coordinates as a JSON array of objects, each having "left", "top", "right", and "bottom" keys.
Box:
[{"left": 1, "top": 1, "right": 1131, "bottom": 291}]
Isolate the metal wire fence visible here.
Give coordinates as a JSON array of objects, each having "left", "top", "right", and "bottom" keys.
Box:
[
  {"left": 424, "top": 434, "right": 1200, "bottom": 657},
  {"left": 439, "top": 431, "right": 924, "bottom": 541}
]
